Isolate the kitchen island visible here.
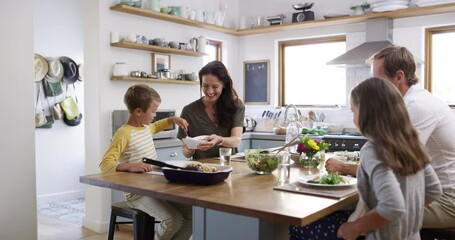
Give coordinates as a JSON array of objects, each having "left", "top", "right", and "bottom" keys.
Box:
[{"left": 80, "top": 159, "right": 358, "bottom": 240}]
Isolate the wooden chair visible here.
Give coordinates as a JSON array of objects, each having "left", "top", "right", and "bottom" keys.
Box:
[
  {"left": 108, "top": 202, "right": 157, "bottom": 240},
  {"left": 420, "top": 228, "right": 455, "bottom": 240}
]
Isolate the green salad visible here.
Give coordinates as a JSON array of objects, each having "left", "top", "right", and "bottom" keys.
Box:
[
  {"left": 244, "top": 149, "right": 279, "bottom": 174},
  {"left": 308, "top": 172, "right": 346, "bottom": 185}
]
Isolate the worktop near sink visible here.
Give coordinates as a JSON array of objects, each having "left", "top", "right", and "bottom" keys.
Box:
[{"left": 155, "top": 132, "right": 293, "bottom": 149}]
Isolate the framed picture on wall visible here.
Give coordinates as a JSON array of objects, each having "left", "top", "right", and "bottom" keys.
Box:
[
  {"left": 151, "top": 53, "right": 171, "bottom": 73},
  {"left": 244, "top": 60, "right": 270, "bottom": 105}
]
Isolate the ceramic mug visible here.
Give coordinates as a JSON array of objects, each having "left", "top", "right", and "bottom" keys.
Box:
[
  {"left": 180, "top": 5, "right": 189, "bottom": 18},
  {"left": 189, "top": 10, "right": 196, "bottom": 20},
  {"left": 169, "top": 6, "right": 180, "bottom": 16}
]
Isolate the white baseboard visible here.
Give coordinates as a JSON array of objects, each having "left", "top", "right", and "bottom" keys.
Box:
[
  {"left": 36, "top": 190, "right": 85, "bottom": 204},
  {"left": 82, "top": 216, "right": 109, "bottom": 233}
]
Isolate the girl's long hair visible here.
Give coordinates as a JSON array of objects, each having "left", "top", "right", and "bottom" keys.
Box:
[
  {"left": 351, "top": 77, "right": 429, "bottom": 175},
  {"left": 199, "top": 61, "right": 240, "bottom": 128}
]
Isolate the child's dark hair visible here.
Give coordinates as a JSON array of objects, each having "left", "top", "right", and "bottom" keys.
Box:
[{"left": 124, "top": 84, "right": 161, "bottom": 113}]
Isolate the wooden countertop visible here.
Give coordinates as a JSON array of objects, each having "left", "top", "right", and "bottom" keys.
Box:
[{"left": 80, "top": 159, "right": 358, "bottom": 226}]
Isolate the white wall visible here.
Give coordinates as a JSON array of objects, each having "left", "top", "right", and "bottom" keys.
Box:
[
  {"left": 238, "top": 11, "right": 455, "bottom": 127},
  {"left": 0, "top": 1, "right": 37, "bottom": 239},
  {"left": 34, "top": 0, "right": 85, "bottom": 204}
]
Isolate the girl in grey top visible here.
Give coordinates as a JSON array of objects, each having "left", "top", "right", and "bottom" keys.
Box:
[{"left": 337, "top": 78, "right": 442, "bottom": 240}]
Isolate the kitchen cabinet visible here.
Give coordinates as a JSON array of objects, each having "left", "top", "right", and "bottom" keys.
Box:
[
  {"left": 110, "top": 3, "right": 455, "bottom": 36},
  {"left": 251, "top": 139, "right": 284, "bottom": 149},
  {"left": 156, "top": 146, "right": 183, "bottom": 161},
  {"left": 238, "top": 138, "right": 251, "bottom": 152}
]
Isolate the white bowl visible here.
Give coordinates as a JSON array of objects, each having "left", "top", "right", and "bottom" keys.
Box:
[{"left": 182, "top": 135, "right": 209, "bottom": 149}]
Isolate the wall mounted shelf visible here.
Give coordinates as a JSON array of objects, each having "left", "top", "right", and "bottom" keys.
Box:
[
  {"left": 111, "top": 41, "right": 206, "bottom": 57},
  {"left": 111, "top": 76, "right": 200, "bottom": 85},
  {"left": 111, "top": 3, "right": 455, "bottom": 36},
  {"left": 110, "top": 4, "right": 237, "bottom": 35}
]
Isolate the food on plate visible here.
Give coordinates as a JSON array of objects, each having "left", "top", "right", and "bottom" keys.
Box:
[
  {"left": 185, "top": 162, "right": 218, "bottom": 173},
  {"left": 334, "top": 151, "right": 360, "bottom": 162},
  {"left": 307, "top": 172, "right": 346, "bottom": 185},
  {"left": 244, "top": 149, "right": 279, "bottom": 174}
]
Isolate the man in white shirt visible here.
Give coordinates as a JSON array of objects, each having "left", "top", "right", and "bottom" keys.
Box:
[{"left": 326, "top": 45, "right": 455, "bottom": 228}]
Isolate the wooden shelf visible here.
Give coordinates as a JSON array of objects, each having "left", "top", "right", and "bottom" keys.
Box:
[
  {"left": 111, "top": 41, "right": 206, "bottom": 56},
  {"left": 112, "top": 76, "right": 200, "bottom": 85},
  {"left": 111, "top": 3, "right": 455, "bottom": 36},
  {"left": 110, "top": 4, "right": 237, "bottom": 35}
]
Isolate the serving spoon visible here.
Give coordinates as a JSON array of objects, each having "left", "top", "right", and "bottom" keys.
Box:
[{"left": 259, "top": 135, "right": 301, "bottom": 157}]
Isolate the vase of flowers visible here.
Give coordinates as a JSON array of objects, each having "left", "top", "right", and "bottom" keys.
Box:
[{"left": 297, "top": 136, "right": 329, "bottom": 168}]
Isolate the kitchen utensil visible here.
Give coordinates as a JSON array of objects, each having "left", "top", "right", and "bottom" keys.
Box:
[
  {"left": 142, "top": 158, "right": 201, "bottom": 171},
  {"left": 161, "top": 164, "right": 233, "bottom": 185},
  {"left": 271, "top": 135, "right": 301, "bottom": 157},
  {"left": 319, "top": 112, "right": 326, "bottom": 122},
  {"left": 244, "top": 149, "right": 282, "bottom": 174},
  {"left": 130, "top": 70, "right": 141, "bottom": 77}
]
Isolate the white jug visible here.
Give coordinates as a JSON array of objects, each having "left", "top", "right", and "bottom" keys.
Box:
[{"left": 197, "top": 36, "right": 207, "bottom": 54}]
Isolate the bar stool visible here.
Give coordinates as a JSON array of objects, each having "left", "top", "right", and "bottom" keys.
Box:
[
  {"left": 108, "top": 202, "right": 156, "bottom": 240},
  {"left": 420, "top": 228, "right": 455, "bottom": 240}
]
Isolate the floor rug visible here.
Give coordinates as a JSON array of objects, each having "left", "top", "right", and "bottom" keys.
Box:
[{"left": 37, "top": 198, "right": 85, "bottom": 225}]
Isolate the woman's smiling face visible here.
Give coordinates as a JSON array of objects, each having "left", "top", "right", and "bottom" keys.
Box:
[{"left": 201, "top": 74, "right": 224, "bottom": 103}]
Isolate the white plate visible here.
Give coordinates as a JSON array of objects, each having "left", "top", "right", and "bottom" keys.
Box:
[
  {"left": 182, "top": 135, "right": 209, "bottom": 149},
  {"left": 373, "top": 5, "right": 409, "bottom": 12},
  {"left": 371, "top": 1, "right": 409, "bottom": 8},
  {"left": 298, "top": 174, "right": 357, "bottom": 187}
]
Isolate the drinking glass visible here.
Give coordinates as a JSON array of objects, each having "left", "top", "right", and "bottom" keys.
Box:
[
  {"left": 277, "top": 152, "right": 291, "bottom": 183},
  {"left": 219, "top": 147, "right": 232, "bottom": 166}
]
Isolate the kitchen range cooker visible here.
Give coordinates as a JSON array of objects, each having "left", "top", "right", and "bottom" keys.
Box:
[{"left": 322, "top": 134, "right": 367, "bottom": 152}]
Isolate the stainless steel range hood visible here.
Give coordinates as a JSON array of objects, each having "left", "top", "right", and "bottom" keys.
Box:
[{"left": 327, "top": 18, "right": 394, "bottom": 67}]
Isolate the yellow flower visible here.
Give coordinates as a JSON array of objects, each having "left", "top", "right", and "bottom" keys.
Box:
[{"left": 307, "top": 139, "right": 320, "bottom": 151}]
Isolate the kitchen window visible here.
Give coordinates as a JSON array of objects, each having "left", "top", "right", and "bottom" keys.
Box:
[
  {"left": 203, "top": 39, "right": 222, "bottom": 65},
  {"left": 279, "top": 36, "right": 346, "bottom": 106},
  {"left": 425, "top": 25, "right": 455, "bottom": 106}
]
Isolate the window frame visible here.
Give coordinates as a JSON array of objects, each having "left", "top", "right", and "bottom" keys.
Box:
[
  {"left": 207, "top": 39, "right": 222, "bottom": 61},
  {"left": 425, "top": 25, "right": 455, "bottom": 107},
  {"left": 278, "top": 35, "right": 346, "bottom": 107}
]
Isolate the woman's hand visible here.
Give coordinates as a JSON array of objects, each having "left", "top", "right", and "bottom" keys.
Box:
[
  {"left": 198, "top": 134, "right": 223, "bottom": 151},
  {"left": 337, "top": 222, "right": 361, "bottom": 240}
]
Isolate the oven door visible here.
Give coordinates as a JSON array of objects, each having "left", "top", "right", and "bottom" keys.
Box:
[{"left": 112, "top": 109, "right": 177, "bottom": 139}]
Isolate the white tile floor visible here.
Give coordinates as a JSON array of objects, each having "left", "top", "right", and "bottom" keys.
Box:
[{"left": 37, "top": 198, "right": 85, "bottom": 225}]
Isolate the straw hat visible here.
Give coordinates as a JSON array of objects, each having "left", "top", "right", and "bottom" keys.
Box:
[{"left": 34, "top": 54, "right": 49, "bottom": 82}]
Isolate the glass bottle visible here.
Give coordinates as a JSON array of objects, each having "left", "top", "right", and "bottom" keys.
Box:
[{"left": 285, "top": 115, "right": 299, "bottom": 153}]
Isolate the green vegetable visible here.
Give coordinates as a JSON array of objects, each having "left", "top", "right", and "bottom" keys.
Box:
[
  {"left": 308, "top": 173, "right": 345, "bottom": 185},
  {"left": 245, "top": 149, "right": 279, "bottom": 173}
]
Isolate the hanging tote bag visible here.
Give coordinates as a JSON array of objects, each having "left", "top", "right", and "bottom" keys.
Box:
[
  {"left": 60, "top": 96, "right": 80, "bottom": 120},
  {"left": 60, "top": 84, "right": 82, "bottom": 126},
  {"left": 35, "top": 84, "right": 55, "bottom": 129}
]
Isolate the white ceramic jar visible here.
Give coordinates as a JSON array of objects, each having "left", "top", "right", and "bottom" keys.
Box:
[
  {"left": 113, "top": 63, "right": 128, "bottom": 77},
  {"left": 197, "top": 35, "right": 207, "bottom": 54}
]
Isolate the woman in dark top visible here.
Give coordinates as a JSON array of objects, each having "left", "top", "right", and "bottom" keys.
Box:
[{"left": 177, "top": 61, "right": 245, "bottom": 159}]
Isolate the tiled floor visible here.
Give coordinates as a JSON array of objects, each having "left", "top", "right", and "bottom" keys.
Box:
[
  {"left": 37, "top": 198, "right": 134, "bottom": 240},
  {"left": 38, "top": 198, "right": 85, "bottom": 225}
]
